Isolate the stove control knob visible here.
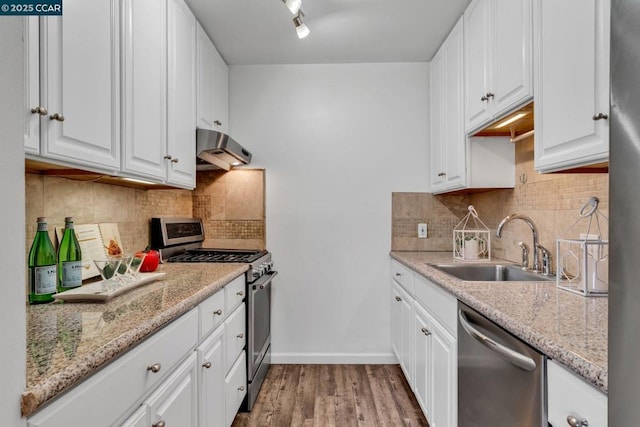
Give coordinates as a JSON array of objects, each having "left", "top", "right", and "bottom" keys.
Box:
[
  {"left": 262, "top": 262, "right": 271, "bottom": 273},
  {"left": 252, "top": 268, "right": 262, "bottom": 278}
]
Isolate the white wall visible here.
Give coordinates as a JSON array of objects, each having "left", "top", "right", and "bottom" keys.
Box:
[
  {"left": 230, "top": 63, "right": 429, "bottom": 362},
  {"left": 0, "top": 18, "right": 27, "bottom": 427}
]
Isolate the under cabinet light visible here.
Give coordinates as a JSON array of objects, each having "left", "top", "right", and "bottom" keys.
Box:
[{"left": 494, "top": 113, "right": 528, "bottom": 129}]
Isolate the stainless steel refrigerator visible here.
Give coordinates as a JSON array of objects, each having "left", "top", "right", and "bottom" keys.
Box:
[{"left": 609, "top": 0, "right": 640, "bottom": 424}]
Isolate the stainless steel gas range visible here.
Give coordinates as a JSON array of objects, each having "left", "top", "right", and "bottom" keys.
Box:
[{"left": 151, "top": 217, "right": 275, "bottom": 412}]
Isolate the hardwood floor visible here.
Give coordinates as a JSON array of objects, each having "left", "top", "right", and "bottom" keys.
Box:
[{"left": 232, "top": 364, "right": 429, "bottom": 427}]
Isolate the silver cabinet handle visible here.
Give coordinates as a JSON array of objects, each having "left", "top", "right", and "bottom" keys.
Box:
[
  {"left": 49, "top": 113, "right": 64, "bottom": 121},
  {"left": 202, "top": 361, "right": 212, "bottom": 369},
  {"left": 437, "top": 172, "right": 446, "bottom": 177},
  {"left": 394, "top": 296, "right": 401, "bottom": 302},
  {"left": 214, "top": 120, "right": 222, "bottom": 126},
  {"left": 237, "top": 291, "right": 244, "bottom": 297},
  {"left": 421, "top": 327, "right": 431, "bottom": 336},
  {"left": 395, "top": 272, "right": 402, "bottom": 277},
  {"left": 171, "top": 158, "right": 179, "bottom": 163},
  {"left": 31, "top": 106, "right": 48, "bottom": 115},
  {"left": 147, "top": 363, "right": 161, "bottom": 373},
  {"left": 152, "top": 421, "right": 166, "bottom": 427},
  {"left": 237, "top": 333, "right": 244, "bottom": 339},
  {"left": 213, "top": 309, "right": 223, "bottom": 315},
  {"left": 163, "top": 155, "right": 172, "bottom": 160},
  {"left": 238, "top": 385, "right": 245, "bottom": 391},
  {"left": 458, "top": 309, "right": 536, "bottom": 371},
  {"left": 567, "top": 415, "right": 589, "bottom": 426},
  {"left": 592, "top": 113, "right": 608, "bottom": 120}
]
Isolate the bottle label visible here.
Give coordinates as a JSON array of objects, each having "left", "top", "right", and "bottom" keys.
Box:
[
  {"left": 61, "top": 261, "right": 83, "bottom": 288},
  {"left": 31, "top": 265, "right": 57, "bottom": 295}
]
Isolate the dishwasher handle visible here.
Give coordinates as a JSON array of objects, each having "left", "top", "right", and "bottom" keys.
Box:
[{"left": 458, "top": 309, "right": 537, "bottom": 372}]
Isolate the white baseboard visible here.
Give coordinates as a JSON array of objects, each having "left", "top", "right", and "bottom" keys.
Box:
[{"left": 271, "top": 352, "right": 397, "bottom": 364}]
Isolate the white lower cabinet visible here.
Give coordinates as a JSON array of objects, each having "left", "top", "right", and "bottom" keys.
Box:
[
  {"left": 390, "top": 260, "right": 457, "bottom": 427},
  {"left": 547, "top": 359, "right": 607, "bottom": 427},
  {"left": 28, "top": 275, "right": 247, "bottom": 427}
]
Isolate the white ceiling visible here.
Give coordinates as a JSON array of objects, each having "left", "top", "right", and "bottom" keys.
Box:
[{"left": 185, "top": 0, "right": 472, "bottom": 65}]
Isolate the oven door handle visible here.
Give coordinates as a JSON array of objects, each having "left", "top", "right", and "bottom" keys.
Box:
[
  {"left": 458, "top": 309, "right": 537, "bottom": 372},
  {"left": 253, "top": 271, "right": 277, "bottom": 290}
]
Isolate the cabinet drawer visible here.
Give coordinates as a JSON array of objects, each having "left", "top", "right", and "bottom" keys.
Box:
[
  {"left": 225, "top": 351, "right": 247, "bottom": 427},
  {"left": 414, "top": 274, "right": 457, "bottom": 336},
  {"left": 28, "top": 309, "right": 199, "bottom": 427},
  {"left": 199, "top": 288, "right": 225, "bottom": 338},
  {"left": 547, "top": 360, "right": 607, "bottom": 427},
  {"left": 225, "top": 275, "right": 246, "bottom": 314},
  {"left": 224, "top": 303, "right": 246, "bottom": 374},
  {"left": 391, "top": 259, "right": 414, "bottom": 294}
]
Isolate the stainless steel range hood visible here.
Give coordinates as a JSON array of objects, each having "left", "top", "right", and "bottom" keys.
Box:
[{"left": 196, "top": 129, "right": 252, "bottom": 171}]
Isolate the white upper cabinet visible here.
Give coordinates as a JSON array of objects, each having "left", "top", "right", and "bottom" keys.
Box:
[
  {"left": 121, "top": 0, "right": 168, "bottom": 181},
  {"left": 533, "top": 0, "right": 610, "bottom": 173},
  {"left": 196, "top": 24, "right": 229, "bottom": 134},
  {"left": 24, "top": 17, "right": 40, "bottom": 155},
  {"left": 464, "top": 0, "right": 532, "bottom": 133},
  {"left": 39, "top": 0, "right": 121, "bottom": 171},
  {"left": 429, "top": 18, "right": 466, "bottom": 193},
  {"left": 167, "top": 0, "right": 197, "bottom": 188}
]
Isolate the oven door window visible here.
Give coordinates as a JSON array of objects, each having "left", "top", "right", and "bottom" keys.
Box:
[{"left": 249, "top": 274, "right": 273, "bottom": 377}]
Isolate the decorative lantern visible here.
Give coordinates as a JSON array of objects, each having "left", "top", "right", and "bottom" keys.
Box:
[
  {"left": 556, "top": 197, "right": 608, "bottom": 296},
  {"left": 453, "top": 206, "right": 491, "bottom": 262}
]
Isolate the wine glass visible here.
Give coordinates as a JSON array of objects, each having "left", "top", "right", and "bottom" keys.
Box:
[
  {"left": 128, "top": 252, "right": 147, "bottom": 281},
  {"left": 117, "top": 254, "right": 135, "bottom": 285},
  {"left": 93, "top": 257, "right": 122, "bottom": 292}
]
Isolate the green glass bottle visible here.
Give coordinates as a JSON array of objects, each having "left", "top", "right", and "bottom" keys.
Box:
[
  {"left": 28, "top": 217, "right": 57, "bottom": 304},
  {"left": 58, "top": 217, "right": 83, "bottom": 292}
]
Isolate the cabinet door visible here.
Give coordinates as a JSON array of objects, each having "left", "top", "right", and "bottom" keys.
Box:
[
  {"left": 198, "top": 327, "right": 225, "bottom": 427},
  {"left": 224, "top": 303, "right": 246, "bottom": 373},
  {"left": 391, "top": 282, "right": 403, "bottom": 361},
  {"left": 413, "top": 305, "right": 432, "bottom": 421},
  {"left": 464, "top": 0, "right": 492, "bottom": 131},
  {"left": 122, "top": 0, "right": 167, "bottom": 180},
  {"left": 429, "top": 50, "right": 446, "bottom": 192},
  {"left": 224, "top": 352, "right": 247, "bottom": 427},
  {"left": 443, "top": 18, "right": 466, "bottom": 191},
  {"left": 196, "top": 23, "right": 216, "bottom": 130},
  {"left": 24, "top": 17, "right": 40, "bottom": 154},
  {"left": 534, "top": 0, "right": 610, "bottom": 172},
  {"left": 41, "top": 0, "right": 120, "bottom": 170},
  {"left": 119, "top": 405, "right": 148, "bottom": 427},
  {"left": 492, "top": 0, "right": 532, "bottom": 117},
  {"left": 147, "top": 352, "right": 198, "bottom": 427},
  {"left": 430, "top": 320, "right": 457, "bottom": 427},
  {"left": 167, "top": 0, "right": 196, "bottom": 188},
  {"left": 211, "top": 44, "right": 229, "bottom": 134}
]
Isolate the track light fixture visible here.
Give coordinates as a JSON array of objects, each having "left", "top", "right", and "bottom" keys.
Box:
[
  {"left": 283, "top": 0, "right": 301, "bottom": 14},
  {"left": 293, "top": 10, "right": 310, "bottom": 39}
]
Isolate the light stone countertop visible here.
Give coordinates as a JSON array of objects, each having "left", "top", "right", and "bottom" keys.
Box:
[
  {"left": 22, "top": 262, "right": 248, "bottom": 417},
  {"left": 391, "top": 251, "right": 608, "bottom": 393}
]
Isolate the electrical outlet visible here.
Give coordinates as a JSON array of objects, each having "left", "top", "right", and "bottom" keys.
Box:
[{"left": 418, "top": 223, "right": 427, "bottom": 238}]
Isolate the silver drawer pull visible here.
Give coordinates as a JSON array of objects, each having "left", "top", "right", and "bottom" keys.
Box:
[
  {"left": 395, "top": 296, "right": 401, "bottom": 302},
  {"left": 152, "top": 421, "right": 166, "bottom": 427},
  {"left": 238, "top": 385, "right": 245, "bottom": 391},
  {"left": 213, "top": 309, "right": 223, "bottom": 315},
  {"left": 147, "top": 363, "right": 161, "bottom": 373},
  {"left": 163, "top": 155, "right": 172, "bottom": 160},
  {"left": 214, "top": 120, "right": 222, "bottom": 126},
  {"left": 395, "top": 272, "right": 402, "bottom": 277},
  {"left": 236, "top": 291, "right": 244, "bottom": 297},
  {"left": 567, "top": 415, "right": 589, "bottom": 426},
  {"left": 202, "top": 361, "right": 212, "bottom": 369},
  {"left": 171, "top": 158, "right": 179, "bottom": 163},
  {"left": 592, "top": 113, "right": 608, "bottom": 121},
  {"left": 237, "top": 333, "right": 244, "bottom": 339},
  {"left": 49, "top": 112, "right": 64, "bottom": 121},
  {"left": 421, "top": 327, "right": 431, "bottom": 336}
]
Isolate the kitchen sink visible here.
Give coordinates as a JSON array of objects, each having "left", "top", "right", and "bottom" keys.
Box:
[{"left": 428, "top": 263, "right": 554, "bottom": 282}]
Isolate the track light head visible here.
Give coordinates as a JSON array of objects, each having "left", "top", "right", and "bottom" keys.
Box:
[
  {"left": 293, "top": 11, "right": 310, "bottom": 39},
  {"left": 283, "top": 0, "right": 301, "bottom": 14}
]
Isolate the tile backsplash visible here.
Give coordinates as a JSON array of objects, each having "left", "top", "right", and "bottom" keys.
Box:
[{"left": 392, "top": 135, "right": 609, "bottom": 265}]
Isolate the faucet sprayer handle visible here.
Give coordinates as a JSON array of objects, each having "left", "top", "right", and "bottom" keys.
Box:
[{"left": 536, "top": 244, "right": 553, "bottom": 276}]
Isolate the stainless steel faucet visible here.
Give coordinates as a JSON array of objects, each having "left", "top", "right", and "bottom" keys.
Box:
[{"left": 497, "top": 214, "right": 551, "bottom": 274}]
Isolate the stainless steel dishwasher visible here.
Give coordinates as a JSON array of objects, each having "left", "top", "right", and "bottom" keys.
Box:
[{"left": 458, "top": 302, "right": 546, "bottom": 426}]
